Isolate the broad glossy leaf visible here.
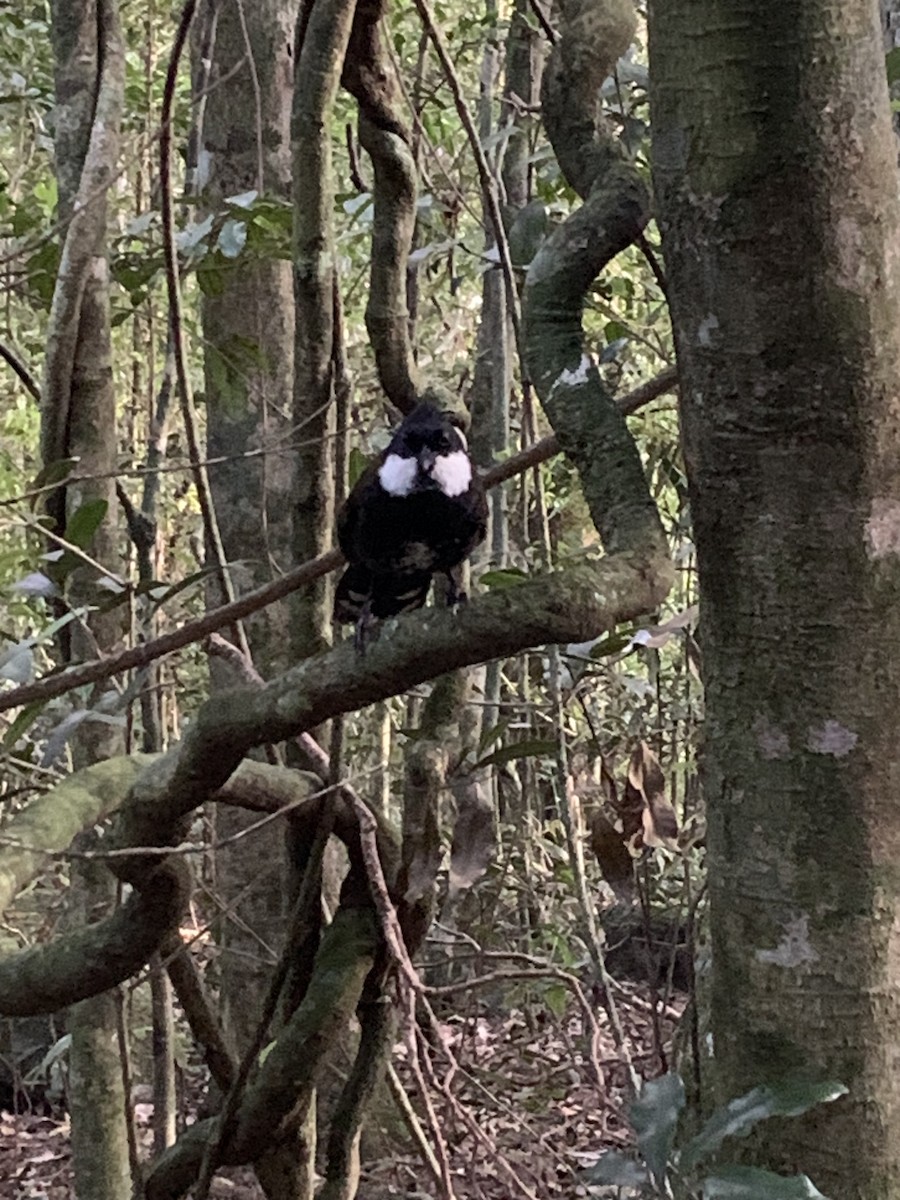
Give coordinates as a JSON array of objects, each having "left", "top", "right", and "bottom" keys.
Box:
[
  {"left": 217, "top": 217, "right": 247, "bottom": 258},
  {"left": 29, "top": 457, "right": 78, "bottom": 508},
  {"left": 64, "top": 498, "right": 108, "bottom": 551},
  {"left": 584, "top": 1149, "right": 650, "bottom": 1188},
  {"left": 12, "top": 571, "right": 57, "bottom": 599},
  {"left": 476, "top": 716, "right": 511, "bottom": 756},
  {"left": 702, "top": 1165, "right": 829, "bottom": 1199},
  {"left": 226, "top": 189, "right": 259, "bottom": 209},
  {"left": 348, "top": 446, "right": 369, "bottom": 488},
  {"left": 631, "top": 1071, "right": 685, "bottom": 1187},
  {"left": 589, "top": 630, "right": 635, "bottom": 658},
  {"left": 680, "top": 1081, "right": 847, "bottom": 1171},
  {"left": 0, "top": 638, "right": 36, "bottom": 683}
]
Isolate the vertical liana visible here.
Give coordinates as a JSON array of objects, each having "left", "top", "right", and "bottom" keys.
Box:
[
  {"left": 292, "top": 0, "right": 358, "bottom": 656},
  {"left": 524, "top": 0, "right": 667, "bottom": 559},
  {"left": 342, "top": 0, "right": 421, "bottom": 413}
]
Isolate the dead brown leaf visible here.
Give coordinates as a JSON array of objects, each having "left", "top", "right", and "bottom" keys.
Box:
[{"left": 626, "top": 741, "right": 679, "bottom": 850}]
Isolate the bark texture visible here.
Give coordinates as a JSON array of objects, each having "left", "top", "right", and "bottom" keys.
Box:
[
  {"left": 291, "top": 0, "right": 356, "bottom": 655},
  {"left": 651, "top": 2, "right": 900, "bottom": 1193},
  {"left": 46, "top": 1, "right": 129, "bottom": 1195},
  {"left": 199, "top": 0, "right": 299, "bottom": 1068}
]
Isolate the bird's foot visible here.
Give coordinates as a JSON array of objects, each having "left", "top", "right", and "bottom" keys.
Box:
[
  {"left": 444, "top": 569, "right": 467, "bottom": 610},
  {"left": 353, "top": 601, "right": 376, "bottom": 656}
]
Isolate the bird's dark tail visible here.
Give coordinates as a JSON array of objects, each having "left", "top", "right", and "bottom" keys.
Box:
[
  {"left": 333, "top": 563, "right": 374, "bottom": 625},
  {"left": 333, "top": 565, "right": 433, "bottom": 625}
]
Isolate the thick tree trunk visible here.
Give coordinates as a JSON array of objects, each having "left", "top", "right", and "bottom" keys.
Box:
[{"left": 651, "top": 1, "right": 900, "bottom": 1194}]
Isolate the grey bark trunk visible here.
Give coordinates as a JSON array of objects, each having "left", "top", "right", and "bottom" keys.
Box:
[
  {"left": 199, "top": 0, "right": 299, "bottom": 1065},
  {"left": 48, "top": 1, "right": 129, "bottom": 1196},
  {"left": 651, "top": 1, "right": 900, "bottom": 1194}
]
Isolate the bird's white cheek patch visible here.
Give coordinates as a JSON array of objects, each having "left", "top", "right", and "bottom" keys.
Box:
[
  {"left": 379, "top": 454, "right": 417, "bottom": 496},
  {"left": 432, "top": 450, "right": 472, "bottom": 497}
]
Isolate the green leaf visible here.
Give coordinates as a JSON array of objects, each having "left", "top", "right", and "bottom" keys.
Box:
[
  {"left": 543, "top": 983, "right": 568, "bottom": 1020},
  {"left": 480, "top": 567, "right": 528, "bottom": 590},
  {"left": 63, "top": 499, "right": 108, "bottom": 551},
  {"left": 477, "top": 716, "right": 511, "bottom": 757},
  {"left": 584, "top": 1150, "right": 650, "bottom": 1188},
  {"left": 1, "top": 700, "right": 48, "bottom": 752},
  {"left": 148, "top": 564, "right": 233, "bottom": 613},
  {"left": 226, "top": 189, "right": 259, "bottom": 209},
  {"left": 631, "top": 1072, "right": 685, "bottom": 1187},
  {"left": 0, "top": 638, "right": 36, "bottom": 682},
  {"left": 473, "top": 738, "right": 557, "bottom": 770},
  {"left": 701, "top": 1165, "right": 829, "bottom": 1199},
  {"left": 887, "top": 47, "right": 900, "bottom": 85},
  {"left": 604, "top": 319, "right": 630, "bottom": 343},
  {"left": 197, "top": 256, "right": 226, "bottom": 296},
  {"left": 589, "top": 630, "right": 636, "bottom": 658},
  {"left": 680, "top": 1080, "right": 847, "bottom": 1171},
  {"left": 177, "top": 213, "right": 214, "bottom": 253},
  {"left": 348, "top": 446, "right": 370, "bottom": 488}
]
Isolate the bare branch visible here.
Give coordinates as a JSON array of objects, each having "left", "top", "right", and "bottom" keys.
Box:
[{"left": 0, "top": 339, "right": 40, "bottom": 400}]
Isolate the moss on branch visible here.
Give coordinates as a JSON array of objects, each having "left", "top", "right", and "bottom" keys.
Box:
[
  {"left": 145, "top": 906, "right": 378, "bottom": 1200},
  {"left": 0, "top": 858, "right": 191, "bottom": 1016},
  {"left": 0, "top": 755, "right": 150, "bottom": 915},
  {"left": 524, "top": 0, "right": 668, "bottom": 559}
]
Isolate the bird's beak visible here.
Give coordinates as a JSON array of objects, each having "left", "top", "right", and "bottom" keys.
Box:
[{"left": 418, "top": 449, "right": 436, "bottom": 474}]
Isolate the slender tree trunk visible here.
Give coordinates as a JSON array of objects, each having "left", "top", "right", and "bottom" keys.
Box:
[
  {"left": 651, "top": 2, "right": 900, "bottom": 1193},
  {"left": 199, "top": 0, "right": 299, "bottom": 1063},
  {"left": 291, "top": 0, "right": 354, "bottom": 657},
  {"left": 47, "top": 1, "right": 129, "bottom": 1195}
]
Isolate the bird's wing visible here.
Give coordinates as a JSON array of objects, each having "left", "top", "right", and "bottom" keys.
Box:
[{"left": 336, "top": 458, "right": 381, "bottom": 558}]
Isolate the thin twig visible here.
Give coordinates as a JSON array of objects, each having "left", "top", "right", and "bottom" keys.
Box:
[
  {"left": 412, "top": 0, "right": 525, "bottom": 370},
  {"left": 0, "top": 339, "right": 40, "bottom": 400},
  {"left": 160, "top": 0, "right": 247, "bottom": 647}
]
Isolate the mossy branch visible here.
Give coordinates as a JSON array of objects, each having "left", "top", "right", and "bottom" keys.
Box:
[
  {"left": 144, "top": 906, "right": 378, "bottom": 1200},
  {"left": 0, "top": 858, "right": 191, "bottom": 1016}
]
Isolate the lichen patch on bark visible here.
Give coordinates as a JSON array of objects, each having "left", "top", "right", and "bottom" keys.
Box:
[
  {"left": 865, "top": 497, "right": 900, "bottom": 560},
  {"left": 697, "top": 312, "right": 719, "bottom": 347},
  {"left": 755, "top": 914, "right": 820, "bottom": 969},
  {"left": 806, "top": 719, "right": 858, "bottom": 758},
  {"left": 833, "top": 216, "right": 874, "bottom": 296},
  {"left": 553, "top": 355, "right": 593, "bottom": 389},
  {"left": 753, "top": 715, "right": 790, "bottom": 761}
]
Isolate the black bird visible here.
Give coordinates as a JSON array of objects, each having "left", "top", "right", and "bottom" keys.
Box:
[{"left": 334, "top": 403, "right": 488, "bottom": 642}]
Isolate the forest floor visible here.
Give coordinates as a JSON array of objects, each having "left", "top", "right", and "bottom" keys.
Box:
[{"left": 0, "top": 982, "right": 685, "bottom": 1199}]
